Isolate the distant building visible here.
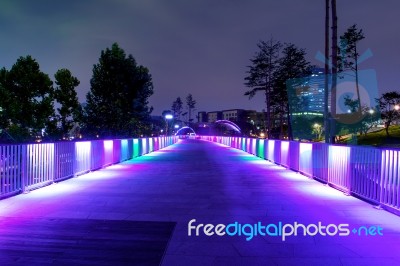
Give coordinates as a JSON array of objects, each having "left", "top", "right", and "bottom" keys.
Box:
[
  {"left": 197, "top": 111, "right": 207, "bottom": 123},
  {"left": 221, "top": 109, "right": 245, "bottom": 122},
  {"left": 195, "top": 109, "right": 269, "bottom": 137},
  {"left": 207, "top": 111, "right": 222, "bottom": 123},
  {"left": 291, "top": 67, "right": 326, "bottom": 115},
  {"left": 197, "top": 109, "right": 267, "bottom": 126},
  {"left": 244, "top": 110, "right": 257, "bottom": 124}
]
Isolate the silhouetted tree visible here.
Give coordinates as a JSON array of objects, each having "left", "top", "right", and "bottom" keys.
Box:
[
  {"left": 342, "top": 97, "right": 378, "bottom": 137},
  {"left": 275, "top": 43, "right": 311, "bottom": 139},
  {"left": 343, "top": 95, "right": 359, "bottom": 113},
  {"left": 84, "top": 43, "right": 153, "bottom": 138},
  {"left": 186, "top": 94, "right": 196, "bottom": 126},
  {"left": 338, "top": 24, "right": 365, "bottom": 113},
  {"left": 377, "top": 91, "right": 400, "bottom": 136},
  {"left": 54, "top": 69, "right": 82, "bottom": 138},
  {"left": 171, "top": 97, "right": 183, "bottom": 121},
  {"left": 1, "top": 56, "right": 55, "bottom": 141},
  {"left": 245, "top": 39, "right": 281, "bottom": 137},
  {"left": 359, "top": 106, "right": 380, "bottom": 136},
  {"left": 0, "top": 69, "right": 11, "bottom": 132}
]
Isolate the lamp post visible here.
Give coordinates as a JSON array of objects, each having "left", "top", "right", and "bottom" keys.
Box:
[{"left": 164, "top": 114, "right": 173, "bottom": 135}]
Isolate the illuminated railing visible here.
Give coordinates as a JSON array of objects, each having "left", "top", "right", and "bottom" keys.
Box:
[
  {"left": 0, "top": 136, "right": 178, "bottom": 199},
  {"left": 199, "top": 136, "right": 400, "bottom": 215}
]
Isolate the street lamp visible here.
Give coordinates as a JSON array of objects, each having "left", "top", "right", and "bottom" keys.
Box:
[
  {"left": 164, "top": 114, "right": 173, "bottom": 135},
  {"left": 394, "top": 105, "right": 400, "bottom": 111}
]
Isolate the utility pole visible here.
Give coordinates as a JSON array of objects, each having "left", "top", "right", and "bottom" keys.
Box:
[
  {"left": 330, "top": 0, "right": 338, "bottom": 144},
  {"left": 324, "top": 0, "right": 330, "bottom": 143}
]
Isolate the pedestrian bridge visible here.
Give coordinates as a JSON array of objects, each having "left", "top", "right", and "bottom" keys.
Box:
[{"left": 0, "top": 137, "right": 400, "bottom": 265}]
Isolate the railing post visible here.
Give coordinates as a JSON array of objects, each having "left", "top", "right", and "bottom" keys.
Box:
[{"left": 21, "top": 144, "right": 27, "bottom": 193}]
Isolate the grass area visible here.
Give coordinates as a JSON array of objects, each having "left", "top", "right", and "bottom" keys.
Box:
[{"left": 353, "top": 125, "right": 400, "bottom": 147}]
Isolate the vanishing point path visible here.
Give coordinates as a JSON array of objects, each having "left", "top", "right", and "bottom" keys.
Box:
[{"left": 0, "top": 139, "right": 400, "bottom": 266}]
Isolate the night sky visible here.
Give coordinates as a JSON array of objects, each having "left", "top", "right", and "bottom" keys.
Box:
[{"left": 1, "top": 0, "right": 399, "bottom": 115}]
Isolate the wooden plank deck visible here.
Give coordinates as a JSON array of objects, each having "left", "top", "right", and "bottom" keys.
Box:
[{"left": 0, "top": 217, "right": 175, "bottom": 265}]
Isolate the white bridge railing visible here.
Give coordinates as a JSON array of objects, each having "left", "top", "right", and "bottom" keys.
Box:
[
  {"left": 200, "top": 136, "right": 400, "bottom": 215},
  {"left": 0, "top": 136, "right": 178, "bottom": 199},
  {"left": 3, "top": 135, "right": 399, "bottom": 215}
]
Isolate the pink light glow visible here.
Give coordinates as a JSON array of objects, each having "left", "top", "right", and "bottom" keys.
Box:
[
  {"left": 281, "top": 141, "right": 289, "bottom": 152},
  {"left": 103, "top": 140, "right": 113, "bottom": 166},
  {"left": 154, "top": 137, "right": 159, "bottom": 150},
  {"left": 103, "top": 140, "right": 113, "bottom": 151}
]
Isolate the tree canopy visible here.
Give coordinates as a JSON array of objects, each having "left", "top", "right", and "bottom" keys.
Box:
[
  {"left": 171, "top": 97, "right": 183, "bottom": 121},
  {"left": 54, "top": 68, "right": 82, "bottom": 137},
  {"left": 186, "top": 94, "right": 196, "bottom": 126},
  {"left": 245, "top": 40, "right": 311, "bottom": 139},
  {"left": 84, "top": 43, "right": 154, "bottom": 138},
  {"left": 244, "top": 39, "right": 281, "bottom": 136},
  {"left": 377, "top": 91, "right": 400, "bottom": 136},
  {"left": 0, "top": 56, "right": 55, "bottom": 141},
  {"left": 338, "top": 24, "right": 365, "bottom": 113}
]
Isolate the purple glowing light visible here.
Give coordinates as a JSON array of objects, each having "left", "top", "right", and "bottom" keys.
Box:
[
  {"left": 103, "top": 140, "right": 113, "bottom": 151},
  {"left": 280, "top": 141, "right": 290, "bottom": 167},
  {"left": 251, "top": 139, "right": 256, "bottom": 155},
  {"left": 103, "top": 140, "right": 114, "bottom": 166},
  {"left": 267, "top": 140, "right": 275, "bottom": 161},
  {"left": 299, "top": 143, "right": 313, "bottom": 177},
  {"left": 328, "top": 145, "right": 351, "bottom": 190},
  {"left": 75, "top": 141, "right": 91, "bottom": 174},
  {"left": 246, "top": 138, "right": 251, "bottom": 153}
]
